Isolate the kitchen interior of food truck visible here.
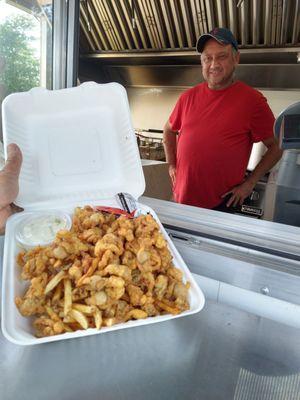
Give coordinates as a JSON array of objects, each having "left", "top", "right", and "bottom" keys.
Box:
[{"left": 1, "top": 1, "right": 300, "bottom": 400}]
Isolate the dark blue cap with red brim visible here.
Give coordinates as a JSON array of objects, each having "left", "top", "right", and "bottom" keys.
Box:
[{"left": 196, "top": 27, "right": 238, "bottom": 53}]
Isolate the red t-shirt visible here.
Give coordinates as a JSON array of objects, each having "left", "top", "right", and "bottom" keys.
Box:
[{"left": 169, "top": 81, "right": 275, "bottom": 209}]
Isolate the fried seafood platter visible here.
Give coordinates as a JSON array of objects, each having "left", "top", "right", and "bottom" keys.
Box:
[{"left": 9, "top": 206, "right": 204, "bottom": 343}]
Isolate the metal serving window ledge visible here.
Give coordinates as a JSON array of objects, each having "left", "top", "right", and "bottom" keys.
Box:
[
  {"left": 1, "top": 199, "right": 300, "bottom": 400},
  {"left": 141, "top": 196, "right": 300, "bottom": 329}
]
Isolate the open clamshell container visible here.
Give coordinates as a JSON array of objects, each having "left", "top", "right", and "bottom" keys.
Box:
[{"left": 1, "top": 82, "right": 205, "bottom": 345}]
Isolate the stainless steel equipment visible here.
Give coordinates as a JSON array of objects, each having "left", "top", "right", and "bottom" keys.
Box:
[
  {"left": 136, "top": 128, "right": 165, "bottom": 161},
  {"left": 273, "top": 102, "right": 300, "bottom": 226}
]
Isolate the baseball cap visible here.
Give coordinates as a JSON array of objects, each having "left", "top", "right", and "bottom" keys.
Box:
[{"left": 196, "top": 27, "right": 238, "bottom": 53}]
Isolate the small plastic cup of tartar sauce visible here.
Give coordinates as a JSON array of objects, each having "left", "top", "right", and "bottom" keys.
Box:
[{"left": 15, "top": 211, "right": 72, "bottom": 248}]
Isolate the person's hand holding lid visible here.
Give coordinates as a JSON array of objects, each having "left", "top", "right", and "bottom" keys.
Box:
[{"left": 0, "top": 144, "right": 23, "bottom": 234}]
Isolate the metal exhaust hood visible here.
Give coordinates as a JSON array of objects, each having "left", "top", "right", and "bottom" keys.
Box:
[{"left": 79, "top": 0, "right": 300, "bottom": 90}]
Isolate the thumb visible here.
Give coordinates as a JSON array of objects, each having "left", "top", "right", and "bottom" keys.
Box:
[{"left": 3, "top": 144, "right": 22, "bottom": 177}]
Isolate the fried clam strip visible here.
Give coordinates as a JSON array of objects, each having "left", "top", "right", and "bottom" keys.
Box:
[
  {"left": 15, "top": 207, "right": 191, "bottom": 338},
  {"left": 72, "top": 206, "right": 115, "bottom": 234},
  {"left": 15, "top": 273, "right": 48, "bottom": 317},
  {"left": 108, "top": 216, "right": 135, "bottom": 242},
  {"left": 20, "top": 248, "right": 49, "bottom": 280},
  {"left": 100, "top": 264, "right": 132, "bottom": 282},
  {"left": 34, "top": 305, "right": 72, "bottom": 337}
]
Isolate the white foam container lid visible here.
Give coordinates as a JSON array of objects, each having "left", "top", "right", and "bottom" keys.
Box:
[
  {"left": 1, "top": 82, "right": 205, "bottom": 345},
  {"left": 2, "top": 82, "right": 145, "bottom": 209}
]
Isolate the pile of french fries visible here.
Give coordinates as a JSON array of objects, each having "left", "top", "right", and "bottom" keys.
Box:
[{"left": 15, "top": 206, "right": 190, "bottom": 337}]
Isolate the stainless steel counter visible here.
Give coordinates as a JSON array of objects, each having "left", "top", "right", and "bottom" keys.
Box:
[
  {"left": 1, "top": 275, "right": 300, "bottom": 400},
  {"left": 1, "top": 199, "right": 300, "bottom": 400}
]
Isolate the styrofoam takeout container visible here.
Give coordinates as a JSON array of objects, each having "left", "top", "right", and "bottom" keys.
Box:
[{"left": 1, "top": 82, "right": 205, "bottom": 345}]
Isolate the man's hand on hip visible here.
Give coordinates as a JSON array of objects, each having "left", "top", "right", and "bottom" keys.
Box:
[{"left": 222, "top": 180, "right": 255, "bottom": 208}]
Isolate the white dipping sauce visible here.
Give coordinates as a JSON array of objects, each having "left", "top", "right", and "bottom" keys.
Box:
[{"left": 17, "top": 213, "right": 71, "bottom": 246}]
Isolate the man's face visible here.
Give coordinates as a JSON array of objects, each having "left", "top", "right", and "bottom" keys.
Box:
[{"left": 201, "top": 39, "right": 240, "bottom": 90}]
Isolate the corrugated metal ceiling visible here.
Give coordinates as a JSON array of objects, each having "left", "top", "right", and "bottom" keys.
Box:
[{"left": 79, "top": 0, "right": 300, "bottom": 53}]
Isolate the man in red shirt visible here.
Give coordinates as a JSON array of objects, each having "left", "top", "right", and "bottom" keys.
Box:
[{"left": 163, "top": 28, "right": 283, "bottom": 211}]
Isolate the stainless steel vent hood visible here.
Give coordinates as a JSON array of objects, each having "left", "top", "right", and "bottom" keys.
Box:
[
  {"left": 79, "top": 0, "right": 300, "bottom": 52},
  {"left": 79, "top": 0, "right": 300, "bottom": 90}
]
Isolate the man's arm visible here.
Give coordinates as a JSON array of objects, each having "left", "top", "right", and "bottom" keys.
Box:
[
  {"left": 224, "top": 136, "right": 283, "bottom": 207},
  {"left": 163, "top": 120, "right": 178, "bottom": 186},
  {"left": 0, "top": 144, "right": 23, "bottom": 234}
]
